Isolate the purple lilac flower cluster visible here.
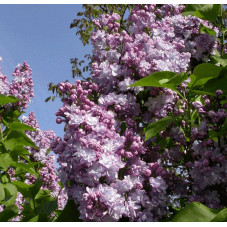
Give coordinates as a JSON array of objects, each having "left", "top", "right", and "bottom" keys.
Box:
[
  {"left": 52, "top": 80, "right": 176, "bottom": 221},
  {"left": 52, "top": 4, "right": 225, "bottom": 222},
  {"left": 90, "top": 4, "right": 217, "bottom": 124},
  {"left": 0, "top": 60, "right": 34, "bottom": 109}
]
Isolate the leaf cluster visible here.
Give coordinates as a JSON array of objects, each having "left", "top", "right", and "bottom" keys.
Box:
[{"left": 0, "top": 95, "right": 58, "bottom": 221}]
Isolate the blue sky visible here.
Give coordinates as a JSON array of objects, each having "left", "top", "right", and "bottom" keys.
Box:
[{"left": 0, "top": 4, "right": 92, "bottom": 138}]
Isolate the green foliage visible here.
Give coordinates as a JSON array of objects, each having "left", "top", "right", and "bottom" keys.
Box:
[
  {"left": 211, "top": 208, "right": 227, "bottom": 222},
  {"left": 12, "top": 146, "right": 31, "bottom": 157},
  {"left": 1, "top": 175, "right": 9, "bottom": 184},
  {"left": 182, "top": 4, "right": 220, "bottom": 23},
  {"left": 184, "top": 63, "right": 227, "bottom": 98},
  {"left": 145, "top": 116, "right": 175, "bottom": 141},
  {"left": 211, "top": 54, "right": 227, "bottom": 67},
  {"left": 9, "top": 122, "right": 37, "bottom": 132},
  {"left": 0, "top": 94, "right": 18, "bottom": 105},
  {"left": 37, "top": 200, "right": 58, "bottom": 216},
  {"left": 16, "top": 180, "right": 58, "bottom": 222},
  {"left": 45, "top": 96, "right": 51, "bottom": 103},
  {"left": 5, "top": 131, "right": 38, "bottom": 150},
  {"left": 55, "top": 199, "right": 81, "bottom": 222},
  {"left": 13, "top": 177, "right": 42, "bottom": 199},
  {"left": 2, "top": 183, "right": 17, "bottom": 207},
  {"left": 27, "top": 214, "right": 48, "bottom": 222},
  {"left": 0, "top": 94, "right": 60, "bottom": 222},
  {"left": 171, "top": 202, "right": 227, "bottom": 222},
  {"left": 130, "top": 71, "right": 188, "bottom": 91},
  {"left": 200, "top": 24, "right": 216, "bottom": 36},
  {"left": 0, "top": 184, "right": 5, "bottom": 201},
  {"left": 0, "top": 205, "right": 19, "bottom": 221},
  {"left": 34, "top": 189, "right": 51, "bottom": 201},
  {"left": 202, "top": 67, "right": 227, "bottom": 95},
  {"left": 29, "top": 178, "right": 43, "bottom": 199},
  {"left": 120, "top": 122, "right": 127, "bottom": 135},
  {"left": 0, "top": 153, "right": 14, "bottom": 171},
  {"left": 189, "top": 63, "right": 222, "bottom": 88},
  {"left": 193, "top": 63, "right": 222, "bottom": 79},
  {"left": 12, "top": 181, "right": 34, "bottom": 198},
  {"left": 15, "top": 163, "right": 36, "bottom": 175}
]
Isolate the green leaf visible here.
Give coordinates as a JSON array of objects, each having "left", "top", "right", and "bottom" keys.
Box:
[
  {"left": 37, "top": 200, "right": 58, "bottom": 216},
  {"left": 165, "top": 72, "right": 188, "bottom": 88},
  {"left": 0, "top": 184, "right": 5, "bottom": 201},
  {"left": 5, "top": 130, "right": 38, "bottom": 150},
  {"left": 0, "top": 94, "right": 18, "bottom": 106},
  {"left": 9, "top": 122, "right": 36, "bottom": 131},
  {"left": 145, "top": 116, "right": 175, "bottom": 141},
  {"left": 13, "top": 110, "right": 21, "bottom": 118},
  {"left": 130, "top": 71, "right": 187, "bottom": 91},
  {"left": 12, "top": 181, "right": 33, "bottom": 198},
  {"left": 203, "top": 72, "right": 227, "bottom": 95},
  {"left": 182, "top": 4, "right": 220, "bottom": 23},
  {"left": 171, "top": 202, "right": 220, "bottom": 222},
  {"left": 13, "top": 146, "right": 30, "bottom": 155},
  {"left": 21, "top": 203, "right": 35, "bottom": 220},
  {"left": 191, "top": 63, "right": 222, "bottom": 88},
  {"left": 26, "top": 214, "right": 48, "bottom": 222},
  {"left": 35, "top": 189, "right": 50, "bottom": 200},
  {"left": 0, "top": 195, "right": 13, "bottom": 205},
  {"left": 200, "top": 24, "right": 216, "bottom": 36},
  {"left": 29, "top": 161, "right": 41, "bottom": 167},
  {"left": 194, "top": 63, "right": 222, "bottom": 78},
  {"left": 12, "top": 146, "right": 31, "bottom": 162},
  {"left": 211, "top": 54, "right": 227, "bottom": 67},
  {"left": 30, "top": 177, "right": 43, "bottom": 199},
  {"left": 187, "top": 74, "right": 196, "bottom": 88},
  {"left": 21, "top": 208, "right": 50, "bottom": 222},
  {"left": 55, "top": 199, "right": 82, "bottom": 222},
  {"left": 3, "top": 183, "right": 17, "bottom": 207},
  {"left": 209, "top": 129, "right": 218, "bottom": 138},
  {"left": 131, "top": 71, "right": 176, "bottom": 87},
  {"left": 13, "top": 178, "right": 43, "bottom": 199},
  {"left": 211, "top": 208, "right": 227, "bottom": 222},
  {"left": 189, "top": 89, "right": 216, "bottom": 96},
  {"left": 45, "top": 97, "right": 51, "bottom": 102},
  {"left": 27, "top": 215, "right": 39, "bottom": 222},
  {"left": 27, "top": 214, "right": 48, "bottom": 222},
  {"left": 15, "top": 163, "right": 36, "bottom": 175},
  {"left": 1, "top": 175, "right": 9, "bottom": 184},
  {"left": 0, "top": 205, "right": 19, "bottom": 221},
  {"left": 0, "top": 153, "right": 13, "bottom": 171}
]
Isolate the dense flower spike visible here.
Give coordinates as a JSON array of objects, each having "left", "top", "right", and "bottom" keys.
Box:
[
  {"left": 0, "top": 59, "right": 34, "bottom": 109},
  {"left": 52, "top": 80, "right": 173, "bottom": 221}
]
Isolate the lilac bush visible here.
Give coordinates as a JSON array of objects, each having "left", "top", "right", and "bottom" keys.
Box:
[
  {"left": 0, "top": 4, "right": 226, "bottom": 222},
  {"left": 51, "top": 4, "right": 227, "bottom": 221}
]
